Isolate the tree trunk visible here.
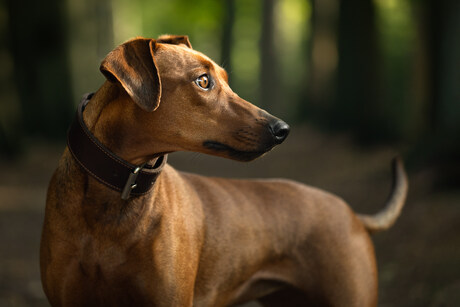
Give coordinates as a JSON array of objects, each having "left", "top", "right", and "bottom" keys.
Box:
[
  {"left": 426, "top": 0, "right": 460, "bottom": 135},
  {"left": 415, "top": 0, "right": 460, "bottom": 188},
  {"left": 304, "top": 0, "right": 340, "bottom": 120},
  {"left": 336, "top": 0, "right": 381, "bottom": 142},
  {"left": 220, "top": 0, "right": 235, "bottom": 84},
  {"left": 260, "top": 0, "right": 280, "bottom": 110},
  {"left": 6, "top": 0, "right": 73, "bottom": 139},
  {"left": 0, "top": 0, "right": 22, "bottom": 157}
]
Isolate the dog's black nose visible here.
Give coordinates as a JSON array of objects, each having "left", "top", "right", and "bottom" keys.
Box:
[{"left": 269, "top": 120, "right": 290, "bottom": 144}]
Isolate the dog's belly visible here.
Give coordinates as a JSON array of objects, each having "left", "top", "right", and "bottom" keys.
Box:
[{"left": 193, "top": 268, "right": 293, "bottom": 306}]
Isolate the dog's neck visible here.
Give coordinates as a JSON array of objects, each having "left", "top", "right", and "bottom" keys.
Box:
[
  {"left": 66, "top": 83, "right": 168, "bottom": 200},
  {"left": 82, "top": 82, "right": 160, "bottom": 166},
  {"left": 83, "top": 83, "right": 134, "bottom": 162},
  {"left": 57, "top": 83, "right": 165, "bottom": 230}
]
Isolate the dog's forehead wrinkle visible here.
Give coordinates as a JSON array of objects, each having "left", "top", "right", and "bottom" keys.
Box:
[
  {"left": 180, "top": 48, "right": 220, "bottom": 72},
  {"left": 155, "top": 44, "right": 221, "bottom": 77}
]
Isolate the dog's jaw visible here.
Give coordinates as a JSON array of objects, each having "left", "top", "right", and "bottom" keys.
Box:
[{"left": 202, "top": 140, "right": 269, "bottom": 162}]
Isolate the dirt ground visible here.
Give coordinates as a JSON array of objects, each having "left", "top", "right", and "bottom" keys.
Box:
[{"left": 0, "top": 125, "right": 459, "bottom": 306}]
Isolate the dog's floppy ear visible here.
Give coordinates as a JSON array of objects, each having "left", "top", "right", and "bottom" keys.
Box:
[
  {"left": 156, "top": 35, "right": 192, "bottom": 49},
  {"left": 100, "top": 38, "right": 161, "bottom": 112}
]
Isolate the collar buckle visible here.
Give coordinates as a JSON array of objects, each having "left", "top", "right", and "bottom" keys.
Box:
[{"left": 121, "top": 164, "right": 145, "bottom": 200}]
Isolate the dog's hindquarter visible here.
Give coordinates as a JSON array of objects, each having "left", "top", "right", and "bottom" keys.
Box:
[{"left": 180, "top": 171, "right": 377, "bottom": 306}]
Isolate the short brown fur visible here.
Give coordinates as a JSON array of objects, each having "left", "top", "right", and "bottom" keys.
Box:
[{"left": 40, "top": 35, "right": 408, "bottom": 306}]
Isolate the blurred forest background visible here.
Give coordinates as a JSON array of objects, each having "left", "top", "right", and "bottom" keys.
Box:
[{"left": 0, "top": 0, "right": 459, "bottom": 306}]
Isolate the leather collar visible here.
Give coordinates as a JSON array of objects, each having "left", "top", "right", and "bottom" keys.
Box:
[{"left": 67, "top": 93, "right": 167, "bottom": 200}]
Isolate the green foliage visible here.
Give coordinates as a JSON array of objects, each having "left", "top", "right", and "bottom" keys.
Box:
[
  {"left": 230, "top": 0, "right": 262, "bottom": 103},
  {"left": 1, "top": 0, "right": 458, "bottom": 159},
  {"left": 375, "top": 0, "right": 417, "bottom": 140},
  {"left": 112, "top": 0, "right": 224, "bottom": 59}
]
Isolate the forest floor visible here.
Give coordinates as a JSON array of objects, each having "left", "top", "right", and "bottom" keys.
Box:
[{"left": 1, "top": 125, "right": 459, "bottom": 306}]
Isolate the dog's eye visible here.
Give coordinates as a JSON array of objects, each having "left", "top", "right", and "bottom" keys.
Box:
[{"left": 195, "top": 74, "right": 211, "bottom": 90}]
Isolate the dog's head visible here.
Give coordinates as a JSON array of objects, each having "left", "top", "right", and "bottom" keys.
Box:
[{"left": 100, "top": 35, "right": 289, "bottom": 162}]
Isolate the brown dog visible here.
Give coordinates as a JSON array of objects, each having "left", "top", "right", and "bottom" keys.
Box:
[{"left": 40, "top": 35, "right": 408, "bottom": 306}]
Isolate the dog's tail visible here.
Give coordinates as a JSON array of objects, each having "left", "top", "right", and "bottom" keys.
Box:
[{"left": 357, "top": 156, "right": 409, "bottom": 234}]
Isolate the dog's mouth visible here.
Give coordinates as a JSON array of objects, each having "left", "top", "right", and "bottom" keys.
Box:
[{"left": 203, "top": 141, "right": 269, "bottom": 162}]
